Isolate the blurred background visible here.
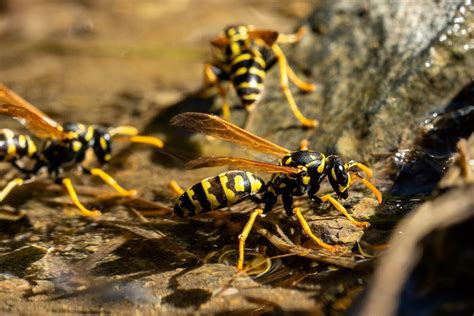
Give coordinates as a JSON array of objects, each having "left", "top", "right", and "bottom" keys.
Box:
[{"left": 0, "top": 0, "right": 314, "bottom": 125}]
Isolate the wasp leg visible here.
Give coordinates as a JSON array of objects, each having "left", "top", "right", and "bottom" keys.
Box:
[
  {"left": 350, "top": 173, "right": 382, "bottom": 204},
  {"left": 271, "top": 44, "right": 318, "bottom": 128},
  {"left": 299, "top": 139, "right": 310, "bottom": 150},
  {"left": 62, "top": 177, "right": 101, "bottom": 217},
  {"left": 283, "top": 193, "right": 295, "bottom": 217},
  {"left": 11, "top": 161, "right": 34, "bottom": 174},
  {"left": 169, "top": 180, "right": 184, "bottom": 196},
  {"left": 249, "top": 194, "right": 264, "bottom": 204},
  {"left": 276, "top": 26, "right": 306, "bottom": 44},
  {"left": 263, "top": 190, "right": 278, "bottom": 213},
  {"left": 0, "top": 178, "right": 25, "bottom": 202},
  {"left": 238, "top": 208, "right": 263, "bottom": 271},
  {"left": 88, "top": 168, "right": 137, "bottom": 197},
  {"left": 204, "top": 64, "right": 231, "bottom": 121},
  {"left": 276, "top": 27, "right": 317, "bottom": 93},
  {"left": 287, "top": 64, "right": 317, "bottom": 92},
  {"left": 293, "top": 207, "right": 338, "bottom": 251},
  {"left": 320, "top": 194, "right": 370, "bottom": 228},
  {"left": 307, "top": 183, "right": 321, "bottom": 202}
]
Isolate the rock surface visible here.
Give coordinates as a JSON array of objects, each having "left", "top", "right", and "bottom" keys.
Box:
[{"left": 249, "top": 0, "right": 473, "bottom": 163}]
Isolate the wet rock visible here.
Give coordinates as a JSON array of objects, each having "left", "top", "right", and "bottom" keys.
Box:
[
  {"left": 248, "top": 0, "right": 473, "bottom": 162},
  {"left": 391, "top": 83, "right": 474, "bottom": 196},
  {"left": 144, "top": 264, "right": 321, "bottom": 314},
  {"left": 0, "top": 245, "right": 48, "bottom": 277},
  {"left": 0, "top": 274, "right": 31, "bottom": 294},
  {"left": 359, "top": 135, "right": 474, "bottom": 315}
]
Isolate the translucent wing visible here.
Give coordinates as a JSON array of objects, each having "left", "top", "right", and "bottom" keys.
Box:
[
  {"left": 210, "top": 35, "right": 228, "bottom": 48},
  {"left": 171, "top": 112, "right": 290, "bottom": 157},
  {"left": 248, "top": 30, "right": 279, "bottom": 46},
  {"left": 186, "top": 156, "right": 299, "bottom": 174},
  {"left": 0, "top": 84, "right": 68, "bottom": 139},
  {"left": 210, "top": 30, "right": 279, "bottom": 47}
]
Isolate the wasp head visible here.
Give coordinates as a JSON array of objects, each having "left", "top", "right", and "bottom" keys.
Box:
[
  {"left": 326, "top": 155, "right": 350, "bottom": 199},
  {"left": 224, "top": 24, "right": 251, "bottom": 39},
  {"left": 92, "top": 127, "right": 112, "bottom": 163}
]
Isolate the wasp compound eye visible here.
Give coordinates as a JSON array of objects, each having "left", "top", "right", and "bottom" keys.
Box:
[
  {"left": 328, "top": 161, "right": 350, "bottom": 198},
  {"left": 93, "top": 131, "right": 112, "bottom": 164}
]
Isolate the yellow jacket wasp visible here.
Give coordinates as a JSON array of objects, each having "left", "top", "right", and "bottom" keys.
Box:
[
  {"left": 170, "top": 112, "right": 382, "bottom": 270},
  {"left": 204, "top": 25, "right": 317, "bottom": 128},
  {"left": 0, "top": 84, "right": 164, "bottom": 217}
]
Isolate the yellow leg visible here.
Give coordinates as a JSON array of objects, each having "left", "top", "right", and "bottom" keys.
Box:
[
  {"left": 299, "top": 139, "right": 309, "bottom": 150},
  {"left": 169, "top": 180, "right": 184, "bottom": 196},
  {"left": 277, "top": 26, "right": 316, "bottom": 93},
  {"left": 350, "top": 173, "right": 382, "bottom": 204},
  {"left": 272, "top": 44, "right": 318, "bottom": 128},
  {"left": 293, "top": 207, "right": 338, "bottom": 251},
  {"left": 277, "top": 26, "right": 306, "bottom": 44},
  {"left": 287, "top": 64, "right": 316, "bottom": 92},
  {"left": 62, "top": 178, "right": 101, "bottom": 217},
  {"left": 90, "top": 168, "right": 137, "bottom": 197},
  {"left": 204, "top": 64, "right": 231, "bottom": 121},
  {"left": 0, "top": 178, "right": 24, "bottom": 202},
  {"left": 238, "top": 208, "right": 263, "bottom": 271},
  {"left": 320, "top": 194, "right": 370, "bottom": 228}
]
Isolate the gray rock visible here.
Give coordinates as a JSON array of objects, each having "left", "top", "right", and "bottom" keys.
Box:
[{"left": 249, "top": 0, "right": 473, "bottom": 162}]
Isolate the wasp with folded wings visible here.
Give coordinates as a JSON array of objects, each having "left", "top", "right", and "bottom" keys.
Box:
[
  {"left": 204, "top": 24, "right": 317, "bottom": 128},
  {"left": 0, "top": 84, "right": 164, "bottom": 216},
  {"left": 170, "top": 112, "right": 382, "bottom": 270}
]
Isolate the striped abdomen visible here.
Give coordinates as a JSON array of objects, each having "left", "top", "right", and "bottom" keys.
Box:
[
  {"left": 0, "top": 129, "right": 37, "bottom": 162},
  {"left": 230, "top": 50, "right": 266, "bottom": 107},
  {"left": 174, "top": 170, "right": 266, "bottom": 217}
]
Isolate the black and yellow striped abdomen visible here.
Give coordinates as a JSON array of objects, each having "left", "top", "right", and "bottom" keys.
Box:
[
  {"left": 230, "top": 50, "right": 266, "bottom": 107},
  {"left": 174, "top": 170, "right": 266, "bottom": 217},
  {"left": 0, "top": 129, "right": 37, "bottom": 162}
]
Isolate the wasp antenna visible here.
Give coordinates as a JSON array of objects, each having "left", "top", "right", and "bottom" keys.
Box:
[
  {"left": 109, "top": 126, "right": 139, "bottom": 137},
  {"left": 348, "top": 161, "right": 373, "bottom": 178},
  {"left": 115, "top": 135, "right": 164, "bottom": 149},
  {"left": 351, "top": 173, "right": 382, "bottom": 204}
]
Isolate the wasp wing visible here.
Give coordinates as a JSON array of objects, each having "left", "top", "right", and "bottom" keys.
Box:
[
  {"left": 186, "top": 156, "right": 298, "bottom": 174},
  {"left": 171, "top": 112, "right": 290, "bottom": 157},
  {"left": 211, "top": 31, "right": 278, "bottom": 48},
  {"left": 210, "top": 35, "right": 229, "bottom": 48},
  {"left": 0, "top": 84, "right": 68, "bottom": 139},
  {"left": 248, "top": 30, "right": 279, "bottom": 46}
]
